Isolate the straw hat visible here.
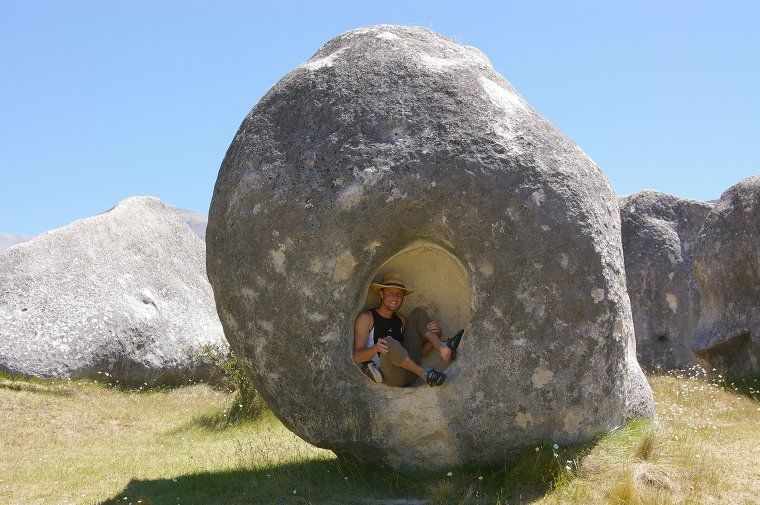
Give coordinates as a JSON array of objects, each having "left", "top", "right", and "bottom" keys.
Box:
[{"left": 369, "top": 272, "right": 415, "bottom": 296}]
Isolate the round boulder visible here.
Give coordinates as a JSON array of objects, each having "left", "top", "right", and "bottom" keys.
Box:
[
  {"left": 207, "top": 25, "right": 655, "bottom": 469},
  {"left": 693, "top": 175, "right": 760, "bottom": 377},
  {"left": 620, "top": 191, "right": 713, "bottom": 370},
  {"left": 0, "top": 196, "right": 227, "bottom": 385}
]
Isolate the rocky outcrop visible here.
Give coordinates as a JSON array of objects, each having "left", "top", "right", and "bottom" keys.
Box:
[
  {"left": 0, "top": 196, "right": 226, "bottom": 385},
  {"left": 206, "top": 25, "right": 655, "bottom": 470},
  {"left": 693, "top": 176, "right": 760, "bottom": 377},
  {"left": 620, "top": 191, "right": 713, "bottom": 370},
  {"left": 0, "top": 232, "right": 31, "bottom": 251}
]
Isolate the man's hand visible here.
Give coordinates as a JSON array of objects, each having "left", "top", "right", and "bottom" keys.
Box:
[
  {"left": 375, "top": 338, "right": 390, "bottom": 354},
  {"left": 426, "top": 320, "right": 442, "bottom": 337}
]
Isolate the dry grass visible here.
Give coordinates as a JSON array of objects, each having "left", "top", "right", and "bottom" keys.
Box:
[
  {"left": 0, "top": 376, "right": 330, "bottom": 504},
  {"left": 541, "top": 369, "right": 760, "bottom": 505},
  {"left": 0, "top": 370, "right": 758, "bottom": 504}
]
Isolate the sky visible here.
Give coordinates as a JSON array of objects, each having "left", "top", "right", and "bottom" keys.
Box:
[{"left": 1, "top": 1, "right": 758, "bottom": 236}]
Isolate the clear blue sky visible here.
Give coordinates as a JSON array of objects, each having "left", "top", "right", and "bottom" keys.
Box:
[{"left": 1, "top": 1, "right": 758, "bottom": 236}]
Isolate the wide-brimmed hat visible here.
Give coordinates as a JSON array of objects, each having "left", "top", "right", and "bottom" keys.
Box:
[{"left": 369, "top": 272, "right": 415, "bottom": 296}]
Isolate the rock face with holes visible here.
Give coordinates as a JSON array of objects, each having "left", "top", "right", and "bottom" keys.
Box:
[
  {"left": 620, "top": 191, "right": 713, "bottom": 370},
  {"left": 206, "top": 25, "right": 655, "bottom": 469},
  {"left": 692, "top": 176, "right": 760, "bottom": 377},
  {"left": 0, "top": 196, "right": 227, "bottom": 385}
]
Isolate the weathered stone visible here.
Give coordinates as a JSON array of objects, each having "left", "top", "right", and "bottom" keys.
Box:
[
  {"left": 619, "top": 191, "right": 713, "bottom": 370},
  {"left": 206, "top": 25, "right": 655, "bottom": 469},
  {"left": 0, "top": 232, "right": 31, "bottom": 251},
  {"left": 0, "top": 196, "right": 227, "bottom": 385},
  {"left": 692, "top": 176, "right": 760, "bottom": 377}
]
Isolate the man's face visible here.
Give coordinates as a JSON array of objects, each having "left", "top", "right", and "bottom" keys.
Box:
[{"left": 379, "top": 287, "right": 404, "bottom": 312}]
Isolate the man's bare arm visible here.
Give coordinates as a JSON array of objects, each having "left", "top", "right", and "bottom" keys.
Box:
[{"left": 353, "top": 311, "right": 385, "bottom": 363}]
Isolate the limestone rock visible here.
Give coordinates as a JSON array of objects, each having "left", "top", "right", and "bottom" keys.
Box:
[
  {"left": 0, "top": 232, "right": 31, "bottom": 251},
  {"left": 692, "top": 176, "right": 760, "bottom": 377},
  {"left": 0, "top": 196, "right": 227, "bottom": 385},
  {"left": 206, "top": 25, "right": 655, "bottom": 469},
  {"left": 620, "top": 191, "right": 713, "bottom": 370}
]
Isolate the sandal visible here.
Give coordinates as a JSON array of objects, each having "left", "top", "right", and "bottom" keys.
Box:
[
  {"left": 425, "top": 368, "right": 446, "bottom": 386},
  {"left": 446, "top": 329, "right": 464, "bottom": 361}
]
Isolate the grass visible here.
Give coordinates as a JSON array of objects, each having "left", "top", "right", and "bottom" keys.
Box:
[{"left": 0, "top": 370, "right": 758, "bottom": 504}]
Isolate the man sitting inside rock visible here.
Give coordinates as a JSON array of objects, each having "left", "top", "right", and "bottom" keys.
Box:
[{"left": 353, "top": 273, "right": 463, "bottom": 387}]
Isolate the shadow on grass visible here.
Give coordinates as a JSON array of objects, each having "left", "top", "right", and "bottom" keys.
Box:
[
  {"left": 0, "top": 370, "right": 216, "bottom": 394},
  {"left": 98, "top": 459, "right": 422, "bottom": 504},
  {"left": 719, "top": 374, "right": 760, "bottom": 401},
  {"left": 0, "top": 378, "right": 74, "bottom": 396},
  {"left": 0, "top": 372, "right": 76, "bottom": 396},
  {"left": 100, "top": 439, "right": 600, "bottom": 505},
  {"left": 163, "top": 399, "right": 271, "bottom": 436}
]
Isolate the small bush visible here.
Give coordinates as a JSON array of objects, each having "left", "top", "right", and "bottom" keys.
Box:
[{"left": 195, "top": 344, "right": 266, "bottom": 422}]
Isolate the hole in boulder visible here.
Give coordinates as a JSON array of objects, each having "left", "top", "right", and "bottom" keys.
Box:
[{"left": 358, "top": 240, "right": 472, "bottom": 382}]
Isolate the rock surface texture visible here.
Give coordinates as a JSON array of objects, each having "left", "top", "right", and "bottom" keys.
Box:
[
  {"left": 0, "top": 196, "right": 226, "bottom": 385},
  {"left": 620, "top": 191, "right": 713, "bottom": 370},
  {"left": 206, "top": 25, "right": 655, "bottom": 469},
  {"left": 692, "top": 176, "right": 760, "bottom": 377}
]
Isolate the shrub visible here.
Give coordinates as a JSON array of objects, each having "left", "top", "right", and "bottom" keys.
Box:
[{"left": 195, "top": 344, "right": 266, "bottom": 422}]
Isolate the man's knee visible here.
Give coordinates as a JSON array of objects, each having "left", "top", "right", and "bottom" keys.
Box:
[
  {"left": 385, "top": 337, "right": 409, "bottom": 366},
  {"left": 408, "top": 307, "right": 432, "bottom": 333}
]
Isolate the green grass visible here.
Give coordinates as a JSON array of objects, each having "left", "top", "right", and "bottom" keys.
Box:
[{"left": 1, "top": 371, "right": 758, "bottom": 504}]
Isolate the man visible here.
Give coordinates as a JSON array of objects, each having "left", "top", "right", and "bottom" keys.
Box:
[{"left": 353, "top": 272, "right": 463, "bottom": 387}]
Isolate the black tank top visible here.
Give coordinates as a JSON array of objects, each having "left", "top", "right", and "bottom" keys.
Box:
[{"left": 370, "top": 309, "right": 404, "bottom": 345}]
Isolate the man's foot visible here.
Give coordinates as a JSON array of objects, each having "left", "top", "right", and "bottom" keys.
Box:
[
  {"left": 424, "top": 368, "right": 446, "bottom": 386},
  {"left": 439, "top": 346, "right": 453, "bottom": 363},
  {"left": 363, "top": 362, "right": 383, "bottom": 383},
  {"left": 445, "top": 329, "right": 464, "bottom": 361}
]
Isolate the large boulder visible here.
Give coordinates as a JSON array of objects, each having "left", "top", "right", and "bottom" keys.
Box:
[
  {"left": 0, "top": 196, "right": 227, "bottom": 385},
  {"left": 206, "top": 25, "right": 655, "bottom": 469},
  {"left": 620, "top": 191, "right": 713, "bottom": 370},
  {"left": 693, "top": 176, "right": 760, "bottom": 377}
]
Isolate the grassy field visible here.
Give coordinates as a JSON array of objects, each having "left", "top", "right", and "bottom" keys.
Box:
[{"left": 1, "top": 371, "right": 758, "bottom": 505}]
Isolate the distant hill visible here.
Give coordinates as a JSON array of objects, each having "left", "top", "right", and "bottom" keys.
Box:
[
  {"left": 166, "top": 205, "right": 207, "bottom": 241},
  {"left": 0, "top": 232, "right": 32, "bottom": 252}
]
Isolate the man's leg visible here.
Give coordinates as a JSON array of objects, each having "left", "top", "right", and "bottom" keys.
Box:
[
  {"left": 380, "top": 337, "right": 424, "bottom": 387},
  {"left": 405, "top": 307, "right": 453, "bottom": 363}
]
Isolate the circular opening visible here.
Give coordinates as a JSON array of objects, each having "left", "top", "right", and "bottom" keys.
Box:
[{"left": 358, "top": 240, "right": 473, "bottom": 377}]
